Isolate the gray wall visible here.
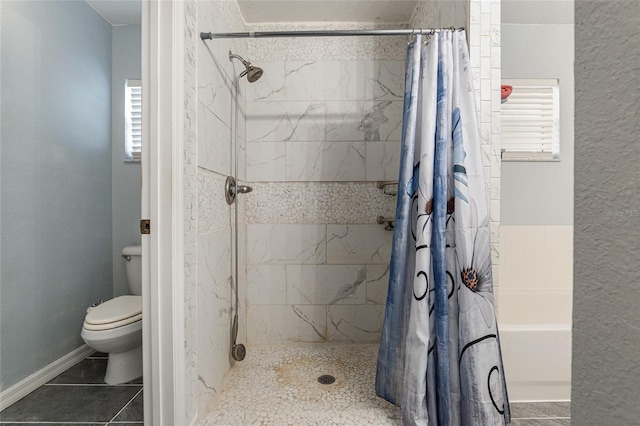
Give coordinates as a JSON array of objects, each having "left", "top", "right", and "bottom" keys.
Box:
[
  {"left": 112, "top": 25, "right": 141, "bottom": 297},
  {"left": 573, "top": 1, "right": 640, "bottom": 423},
  {"left": 501, "top": 22, "right": 574, "bottom": 226},
  {"left": 0, "top": 2, "right": 112, "bottom": 390}
]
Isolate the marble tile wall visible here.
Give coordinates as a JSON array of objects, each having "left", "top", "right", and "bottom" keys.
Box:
[
  {"left": 246, "top": 224, "right": 391, "bottom": 344},
  {"left": 195, "top": 0, "right": 248, "bottom": 421},
  {"left": 244, "top": 60, "right": 405, "bottom": 183},
  {"left": 184, "top": 0, "right": 198, "bottom": 422},
  {"left": 243, "top": 47, "right": 405, "bottom": 344}
]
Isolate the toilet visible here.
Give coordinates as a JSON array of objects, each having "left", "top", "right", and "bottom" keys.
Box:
[{"left": 81, "top": 245, "right": 142, "bottom": 384}]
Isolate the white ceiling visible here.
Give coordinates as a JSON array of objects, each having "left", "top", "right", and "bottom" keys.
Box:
[
  {"left": 237, "top": 0, "right": 419, "bottom": 23},
  {"left": 84, "top": 0, "right": 574, "bottom": 28},
  {"left": 85, "top": 0, "right": 142, "bottom": 25},
  {"left": 83, "top": 0, "right": 418, "bottom": 26}
]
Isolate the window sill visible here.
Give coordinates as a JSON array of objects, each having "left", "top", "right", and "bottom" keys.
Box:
[
  {"left": 501, "top": 152, "right": 559, "bottom": 162},
  {"left": 124, "top": 158, "right": 141, "bottom": 164}
]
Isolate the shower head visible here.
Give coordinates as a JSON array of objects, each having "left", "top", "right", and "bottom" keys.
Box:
[
  {"left": 229, "top": 51, "right": 263, "bottom": 83},
  {"left": 245, "top": 66, "right": 263, "bottom": 83}
]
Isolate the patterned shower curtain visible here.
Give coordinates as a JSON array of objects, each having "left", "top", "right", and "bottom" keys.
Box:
[{"left": 375, "top": 30, "right": 511, "bottom": 425}]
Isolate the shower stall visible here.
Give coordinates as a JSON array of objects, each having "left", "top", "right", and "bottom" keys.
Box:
[
  {"left": 200, "top": 28, "right": 409, "bottom": 421},
  {"left": 153, "top": 0, "right": 502, "bottom": 423}
]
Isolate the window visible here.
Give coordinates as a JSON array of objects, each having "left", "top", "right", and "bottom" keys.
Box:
[
  {"left": 501, "top": 79, "right": 559, "bottom": 161},
  {"left": 125, "top": 79, "right": 142, "bottom": 162}
]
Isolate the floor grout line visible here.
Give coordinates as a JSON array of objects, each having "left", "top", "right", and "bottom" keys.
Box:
[{"left": 106, "top": 387, "right": 143, "bottom": 424}]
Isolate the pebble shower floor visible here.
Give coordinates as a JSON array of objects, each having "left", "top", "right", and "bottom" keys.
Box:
[
  {"left": 202, "top": 345, "right": 401, "bottom": 425},
  {"left": 202, "top": 345, "right": 571, "bottom": 425}
]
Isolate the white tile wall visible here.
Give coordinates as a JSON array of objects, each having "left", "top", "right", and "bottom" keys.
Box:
[
  {"left": 287, "top": 265, "right": 367, "bottom": 305},
  {"left": 195, "top": 0, "right": 249, "bottom": 420},
  {"left": 247, "top": 305, "right": 328, "bottom": 344},
  {"left": 327, "top": 305, "right": 385, "bottom": 342},
  {"left": 247, "top": 265, "right": 287, "bottom": 305},
  {"left": 245, "top": 142, "right": 287, "bottom": 181},
  {"left": 247, "top": 224, "right": 327, "bottom": 265},
  {"left": 285, "top": 61, "right": 366, "bottom": 101},
  {"left": 245, "top": 59, "right": 404, "bottom": 184},
  {"left": 366, "top": 265, "right": 391, "bottom": 305},
  {"left": 285, "top": 142, "right": 366, "bottom": 181},
  {"left": 198, "top": 103, "right": 232, "bottom": 176},
  {"left": 246, "top": 101, "right": 326, "bottom": 142},
  {"left": 364, "top": 60, "right": 406, "bottom": 100},
  {"left": 366, "top": 141, "right": 402, "bottom": 181},
  {"left": 245, "top": 61, "right": 286, "bottom": 102},
  {"left": 184, "top": 0, "right": 198, "bottom": 421},
  {"left": 243, "top": 48, "right": 404, "bottom": 345},
  {"left": 245, "top": 222, "right": 394, "bottom": 344},
  {"left": 325, "top": 100, "right": 403, "bottom": 142},
  {"left": 196, "top": 227, "right": 233, "bottom": 415},
  {"left": 327, "top": 225, "right": 393, "bottom": 265}
]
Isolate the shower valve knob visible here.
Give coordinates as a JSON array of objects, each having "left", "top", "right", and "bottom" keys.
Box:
[
  {"left": 225, "top": 176, "right": 253, "bottom": 205},
  {"left": 236, "top": 185, "right": 253, "bottom": 194}
]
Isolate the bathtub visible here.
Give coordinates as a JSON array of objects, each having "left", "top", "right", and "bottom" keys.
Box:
[{"left": 498, "top": 290, "right": 572, "bottom": 402}]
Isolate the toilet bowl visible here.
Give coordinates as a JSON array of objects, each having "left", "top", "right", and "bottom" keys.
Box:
[{"left": 81, "top": 245, "right": 142, "bottom": 384}]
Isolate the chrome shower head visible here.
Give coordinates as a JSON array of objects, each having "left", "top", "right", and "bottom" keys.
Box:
[
  {"left": 229, "top": 51, "right": 263, "bottom": 83},
  {"left": 245, "top": 66, "right": 263, "bottom": 83}
]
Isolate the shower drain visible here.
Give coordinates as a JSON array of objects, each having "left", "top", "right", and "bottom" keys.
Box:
[{"left": 317, "top": 374, "right": 336, "bottom": 385}]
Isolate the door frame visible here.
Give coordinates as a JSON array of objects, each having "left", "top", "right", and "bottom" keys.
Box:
[{"left": 141, "top": 1, "right": 186, "bottom": 424}]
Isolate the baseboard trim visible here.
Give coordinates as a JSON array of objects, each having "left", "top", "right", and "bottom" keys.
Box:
[{"left": 0, "top": 344, "right": 95, "bottom": 411}]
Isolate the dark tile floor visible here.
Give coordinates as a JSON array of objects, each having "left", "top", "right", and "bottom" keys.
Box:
[{"left": 0, "top": 352, "right": 143, "bottom": 425}]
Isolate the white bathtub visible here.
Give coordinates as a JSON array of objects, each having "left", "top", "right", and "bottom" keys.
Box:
[{"left": 498, "top": 290, "right": 572, "bottom": 402}]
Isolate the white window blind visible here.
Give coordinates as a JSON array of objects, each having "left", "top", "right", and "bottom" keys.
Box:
[
  {"left": 125, "top": 79, "right": 142, "bottom": 162},
  {"left": 501, "top": 78, "right": 559, "bottom": 161}
]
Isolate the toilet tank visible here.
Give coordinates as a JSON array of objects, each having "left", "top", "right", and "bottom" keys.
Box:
[{"left": 122, "top": 245, "right": 142, "bottom": 295}]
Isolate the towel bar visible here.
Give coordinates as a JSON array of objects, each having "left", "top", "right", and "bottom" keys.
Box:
[{"left": 376, "top": 215, "right": 396, "bottom": 231}]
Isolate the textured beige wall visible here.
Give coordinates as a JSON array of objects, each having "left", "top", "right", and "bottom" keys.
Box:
[{"left": 573, "top": 1, "right": 640, "bottom": 423}]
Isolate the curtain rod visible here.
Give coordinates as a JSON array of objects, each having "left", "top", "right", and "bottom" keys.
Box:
[{"left": 200, "top": 28, "right": 462, "bottom": 40}]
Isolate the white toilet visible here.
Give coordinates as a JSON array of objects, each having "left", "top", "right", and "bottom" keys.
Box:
[{"left": 81, "top": 245, "right": 142, "bottom": 384}]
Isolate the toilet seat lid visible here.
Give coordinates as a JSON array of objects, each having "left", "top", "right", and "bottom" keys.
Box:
[{"left": 85, "top": 295, "right": 142, "bottom": 325}]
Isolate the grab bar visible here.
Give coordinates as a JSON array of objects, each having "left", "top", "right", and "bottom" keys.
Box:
[
  {"left": 376, "top": 181, "right": 398, "bottom": 196},
  {"left": 376, "top": 180, "right": 397, "bottom": 190},
  {"left": 377, "top": 215, "right": 395, "bottom": 231}
]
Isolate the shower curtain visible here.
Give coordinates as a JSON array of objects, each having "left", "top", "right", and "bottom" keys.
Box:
[{"left": 375, "top": 31, "right": 510, "bottom": 425}]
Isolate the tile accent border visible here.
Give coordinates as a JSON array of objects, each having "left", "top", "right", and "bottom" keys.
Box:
[
  {"left": 245, "top": 182, "right": 396, "bottom": 224},
  {"left": 246, "top": 22, "right": 409, "bottom": 61}
]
